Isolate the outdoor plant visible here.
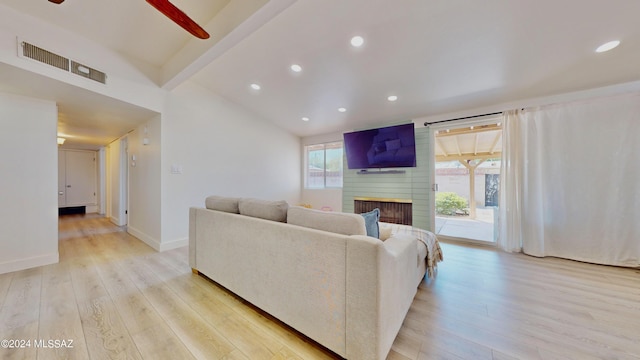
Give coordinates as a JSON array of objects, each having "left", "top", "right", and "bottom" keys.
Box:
[{"left": 435, "top": 192, "right": 468, "bottom": 215}]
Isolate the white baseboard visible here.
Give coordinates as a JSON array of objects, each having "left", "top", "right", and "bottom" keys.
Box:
[
  {"left": 159, "top": 238, "right": 188, "bottom": 252},
  {"left": 127, "top": 227, "right": 187, "bottom": 252},
  {"left": 0, "top": 252, "right": 59, "bottom": 275},
  {"left": 127, "top": 226, "right": 161, "bottom": 251}
]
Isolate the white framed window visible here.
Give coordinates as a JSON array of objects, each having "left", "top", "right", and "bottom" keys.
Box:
[{"left": 304, "top": 142, "right": 343, "bottom": 188}]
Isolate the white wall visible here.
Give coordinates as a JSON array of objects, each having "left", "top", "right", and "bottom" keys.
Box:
[
  {"left": 159, "top": 81, "right": 301, "bottom": 249},
  {"left": 127, "top": 117, "right": 162, "bottom": 249},
  {"left": 0, "top": 93, "right": 58, "bottom": 274},
  {"left": 106, "top": 139, "right": 124, "bottom": 226},
  {"left": 301, "top": 189, "right": 343, "bottom": 212}
]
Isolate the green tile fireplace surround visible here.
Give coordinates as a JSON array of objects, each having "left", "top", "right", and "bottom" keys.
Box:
[{"left": 342, "top": 127, "right": 432, "bottom": 231}]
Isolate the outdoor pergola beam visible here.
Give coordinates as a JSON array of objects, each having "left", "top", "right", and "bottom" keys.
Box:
[
  {"left": 436, "top": 137, "right": 448, "bottom": 157},
  {"left": 459, "top": 158, "right": 487, "bottom": 219},
  {"left": 489, "top": 131, "right": 502, "bottom": 154},
  {"left": 473, "top": 133, "right": 479, "bottom": 155},
  {"left": 435, "top": 124, "right": 502, "bottom": 137},
  {"left": 435, "top": 151, "right": 501, "bottom": 162},
  {"left": 454, "top": 136, "right": 462, "bottom": 156}
]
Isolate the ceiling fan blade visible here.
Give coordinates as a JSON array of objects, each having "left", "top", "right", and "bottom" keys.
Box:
[
  {"left": 146, "top": 0, "right": 210, "bottom": 39},
  {"left": 48, "top": 0, "right": 65, "bottom": 4}
]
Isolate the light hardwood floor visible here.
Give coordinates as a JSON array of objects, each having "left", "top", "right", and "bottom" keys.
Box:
[{"left": 1, "top": 214, "right": 639, "bottom": 360}]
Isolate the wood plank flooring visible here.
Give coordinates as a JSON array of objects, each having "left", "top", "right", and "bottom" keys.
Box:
[{"left": 1, "top": 214, "right": 639, "bottom": 359}]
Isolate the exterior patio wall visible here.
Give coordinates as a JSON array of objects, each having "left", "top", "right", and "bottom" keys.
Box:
[{"left": 435, "top": 167, "right": 500, "bottom": 207}]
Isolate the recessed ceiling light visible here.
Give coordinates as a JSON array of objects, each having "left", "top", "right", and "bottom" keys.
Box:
[
  {"left": 338, "top": 107, "right": 347, "bottom": 113},
  {"left": 250, "top": 83, "right": 261, "bottom": 90},
  {"left": 290, "top": 64, "right": 302, "bottom": 73},
  {"left": 302, "top": 117, "right": 310, "bottom": 122},
  {"left": 350, "top": 36, "right": 364, "bottom": 47},
  {"left": 596, "top": 40, "right": 620, "bottom": 53},
  {"left": 387, "top": 95, "right": 398, "bottom": 102}
]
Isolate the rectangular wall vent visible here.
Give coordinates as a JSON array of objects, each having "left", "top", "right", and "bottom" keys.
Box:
[
  {"left": 21, "top": 42, "right": 69, "bottom": 71},
  {"left": 71, "top": 61, "right": 106, "bottom": 84},
  {"left": 20, "top": 40, "right": 107, "bottom": 85}
]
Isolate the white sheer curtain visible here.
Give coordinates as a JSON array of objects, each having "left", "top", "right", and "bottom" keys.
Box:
[
  {"left": 497, "top": 109, "right": 525, "bottom": 253},
  {"left": 498, "top": 93, "right": 640, "bottom": 267}
]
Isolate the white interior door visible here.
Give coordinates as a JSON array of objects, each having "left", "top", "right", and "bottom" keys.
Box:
[
  {"left": 120, "top": 138, "right": 128, "bottom": 225},
  {"left": 64, "top": 151, "right": 97, "bottom": 206},
  {"left": 58, "top": 151, "right": 66, "bottom": 207}
]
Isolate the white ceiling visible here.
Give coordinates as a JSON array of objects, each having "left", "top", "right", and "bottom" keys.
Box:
[
  {"left": 2, "top": 0, "right": 640, "bottom": 145},
  {"left": 194, "top": 0, "right": 640, "bottom": 136}
]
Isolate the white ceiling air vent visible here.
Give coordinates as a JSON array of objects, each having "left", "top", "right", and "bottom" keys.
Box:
[
  {"left": 71, "top": 61, "right": 106, "bottom": 84},
  {"left": 21, "top": 41, "right": 69, "bottom": 71},
  {"left": 19, "top": 41, "right": 107, "bottom": 84}
]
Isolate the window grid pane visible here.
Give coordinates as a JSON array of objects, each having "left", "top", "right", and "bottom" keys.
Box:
[
  {"left": 304, "top": 142, "right": 343, "bottom": 189},
  {"left": 306, "top": 146, "right": 325, "bottom": 188},
  {"left": 325, "top": 142, "right": 343, "bottom": 188}
]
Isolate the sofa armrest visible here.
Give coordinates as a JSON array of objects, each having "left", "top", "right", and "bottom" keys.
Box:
[
  {"left": 383, "top": 233, "right": 418, "bottom": 260},
  {"left": 345, "top": 233, "right": 419, "bottom": 360},
  {"left": 377, "top": 233, "right": 420, "bottom": 357}
]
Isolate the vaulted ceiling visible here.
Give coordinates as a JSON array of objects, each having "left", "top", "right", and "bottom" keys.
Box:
[
  {"left": 1, "top": 0, "right": 639, "bottom": 147},
  {"left": 0, "top": 0, "right": 254, "bottom": 69}
]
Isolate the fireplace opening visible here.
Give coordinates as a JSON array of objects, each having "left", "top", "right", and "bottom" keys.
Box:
[{"left": 354, "top": 198, "right": 412, "bottom": 225}]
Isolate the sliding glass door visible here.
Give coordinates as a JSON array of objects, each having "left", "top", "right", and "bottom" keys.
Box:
[{"left": 429, "top": 117, "right": 502, "bottom": 243}]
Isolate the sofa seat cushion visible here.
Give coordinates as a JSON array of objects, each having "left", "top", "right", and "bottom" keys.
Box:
[
  {"left": 205, "top": 195, "right": 240, "bottom": 213},
  {"left": 239, "top": 198, "right": 289, "bottom": 222},
  {"left": 287, "top": 206, "right": 367, "bottom": 236}
]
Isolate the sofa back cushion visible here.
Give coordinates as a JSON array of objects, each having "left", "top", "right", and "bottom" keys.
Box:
[
  {"left": 239, "top": 198, "right": 289, "bottom": 222},
  {"left": 205, "top": 195, "right": 240, "bottom": 213},
  {"left": 287, "top": 206, "right": 367, "bottom": 236}
]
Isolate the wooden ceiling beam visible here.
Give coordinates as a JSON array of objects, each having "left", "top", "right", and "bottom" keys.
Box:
[
  {"left": 435, "top": 123, "right": 502, "bottom": 137},
  {"left": 435, "top": 151, "right": 501, "bottom": 162},
  {"left": 436, "top": 137, "right": 448, "bottom": 157},
  {"left": 489, "top": 131, "right": 502, "bottom": 154},
  {"left": 473, "top": 133, "right": 479, "bottom": 155}
]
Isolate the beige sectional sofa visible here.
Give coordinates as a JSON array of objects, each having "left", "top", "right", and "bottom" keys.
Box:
[{"left": 189, "top": 197, "right": 429, "bottom": 360}]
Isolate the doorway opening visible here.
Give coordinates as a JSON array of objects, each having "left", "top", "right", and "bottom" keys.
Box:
[{"left": 431, "top": 120, "right": 502, "bottom": 243}]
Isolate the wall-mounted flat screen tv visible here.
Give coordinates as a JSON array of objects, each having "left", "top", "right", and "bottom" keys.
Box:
[{"left": 343, "top": 123, "right": 416, "bottom": 169}]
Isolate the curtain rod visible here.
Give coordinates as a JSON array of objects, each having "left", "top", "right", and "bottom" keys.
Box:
[{"left": 423, "top": 111, "right": 502, "bottom": 127}]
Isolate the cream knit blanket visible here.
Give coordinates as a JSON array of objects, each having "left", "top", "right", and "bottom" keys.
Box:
[{"left": 380, "top": 222, "right": 443, "bottom": 278}]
